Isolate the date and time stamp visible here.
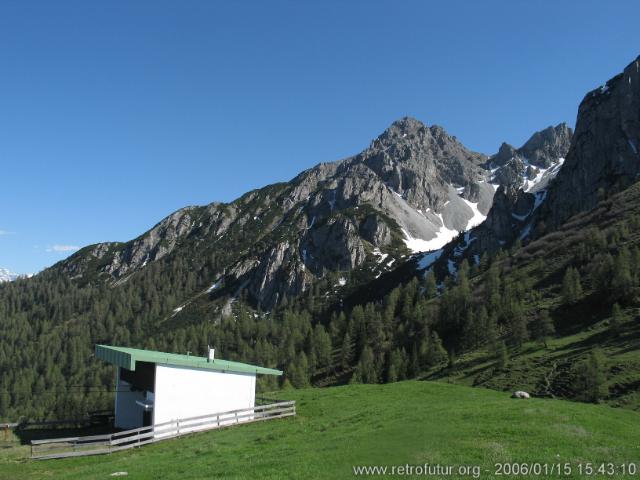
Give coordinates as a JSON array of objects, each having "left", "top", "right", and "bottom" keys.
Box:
[{"left": 493, "top": 462, "right": 639, "bottom": 477}]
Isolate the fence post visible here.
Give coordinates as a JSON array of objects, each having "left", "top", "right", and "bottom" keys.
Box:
[
  {"left": 176, "top": 419, "right": 180, "bottom": 436},
  {"left": 217, "top": 415, "right": 220, "bottom": 427},
  {"left": 235, "top": 412, "right": 239, "bottom": 424}
]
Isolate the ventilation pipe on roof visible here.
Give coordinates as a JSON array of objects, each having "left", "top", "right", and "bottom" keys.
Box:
[{"left": 207, "top": 346, "right": 215, "bottom": 362}]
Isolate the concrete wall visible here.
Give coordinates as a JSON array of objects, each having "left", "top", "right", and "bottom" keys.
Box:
[
  {"left": 114, "top": 368, "right": 146, "bottom": 429},
  {"left": 153, "top": 364, "right": 256, "bottom": 434}
]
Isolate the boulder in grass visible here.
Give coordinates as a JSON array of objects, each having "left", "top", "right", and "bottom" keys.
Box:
[{"left": 511, "top": 391, "right": 530, "bottom": 399}]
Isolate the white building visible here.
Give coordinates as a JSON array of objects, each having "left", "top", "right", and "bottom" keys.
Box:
[{"left": 95, "top": 344, "right": 282, "bottom": 431}]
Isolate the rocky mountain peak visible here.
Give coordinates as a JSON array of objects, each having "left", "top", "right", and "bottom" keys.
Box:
[
  {"left": 438, "top": 54, "right": 640, "bottom": 275},
  {"left": 542, "top": 55, "right": 640, "bottom": 229},
  {"left": 378, "top": 116, "right": 427, "bottom": 141},
  {"left": 492, "top": 142, "right": 518, "bottom": 167},
  {"left": 519, "top": 123, "right": 573, "bottom": 167},
  {"left": 490, "top": 123, "right": 572, "bottom": 191}
]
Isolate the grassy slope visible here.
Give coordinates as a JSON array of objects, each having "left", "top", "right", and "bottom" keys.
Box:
[
  {"left": 2, "top": 381, "right": 639, "bottom": 479},
  {"left": 429, "top": 313, "right": 640, "bottom": 411},
  {"left": 429, "top": 182, "right": 640, "bottom": 410}
]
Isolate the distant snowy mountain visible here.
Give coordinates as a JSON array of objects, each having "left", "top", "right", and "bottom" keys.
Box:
[{"left": 0, "top": 268, "right": 20, "bottom": 282}]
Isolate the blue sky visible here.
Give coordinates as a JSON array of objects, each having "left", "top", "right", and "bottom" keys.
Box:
[{"left": 1, "top": 1, "right": 639, "bottom": 274}]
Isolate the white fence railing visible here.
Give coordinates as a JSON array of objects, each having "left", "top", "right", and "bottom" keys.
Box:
[{"left": 30, "top": 400, "right": 295, "bottom": 460}]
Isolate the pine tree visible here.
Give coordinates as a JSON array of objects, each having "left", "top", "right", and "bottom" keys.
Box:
[
  {"left": 576, "top": 349, "right": 608, "bottom": 403},
  {"left": 386, "top": 349, "right": 403, "bottom": 383},
  {"left": 509, "top": 301, "right": 528, "bottom": 348},
  {"left": 610, "top": 303, "right": 623, "bottom": 334},
  {"left": 340, "top": 332, "right": 354, "bottom": 370},
  {"left": 424, "top": 271, "right": 437, "bottom": 299},
  {"left": 425, "top": 332, "right": 448, "bottom": 367},
  {"left": 612, "top": 248, "right": 633, "bottom": 299},
  {"left": 561, "top": 267, "right": 583, "bottom": 304},
  {"left": 349, "top": 370, "right": 362, "bottom": 385},
  {"left": 592, "top": 253, "right": 615, "bottom": 292},
  {"left": 534, "top": 310, "right": 555, "bottom": 348},
  {"left": 356, "top": 346, "right": 378, "bottom": 384},
  {"left": 407, "top": 344, "right": 420, "bottom": 378},
  {"left": 447, "top": 349, "right": 457, "bottom": 371},
  {"left": 288, "top": 352, "right": 310, "bottom": 388},
  {"left": 312, "top": 324, "right": 332, "bottom": 372},
  {"left": 494, "top": 341, "right": 509, "bottom": 370},
  {"left": 479, "top": 307, "right": 498, "bottom": 346}
]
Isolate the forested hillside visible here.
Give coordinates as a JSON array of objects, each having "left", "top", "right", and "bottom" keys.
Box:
[
  {"left": 2, "top": 178, "right": 640, "bottom": 420},
  {"left": 1, "top": 55, "right": 639, "bottom": 422}
]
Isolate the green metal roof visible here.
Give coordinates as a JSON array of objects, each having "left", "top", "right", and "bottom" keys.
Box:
[{"left": 95, "top": 345, "right": 282, "bottom": 376}]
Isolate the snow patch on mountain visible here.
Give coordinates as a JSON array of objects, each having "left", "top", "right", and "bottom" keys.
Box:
[
  {"left": 400, "top": 193, "right": 487, "bottom": 254},
  {"left": 525, "top": 157, "right": 565, "bottom": 193},
  {"left": 372, "top": 248, "right": 389, "bottom": 264},
  {"left": 461, "top": 198, "right": 487, "bottom": 230},
  {"left": 401, "top": 219, "right": 458, "bottom": 253},
  {"left": 0, "top": 268, "right": 21, "bottom": 282}
]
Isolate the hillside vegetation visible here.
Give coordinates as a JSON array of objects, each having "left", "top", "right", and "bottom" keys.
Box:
[
  {"left": 427, "top": 180, "right": 640, "bottom": 410},
  {"left": 3, "top": 181, "right": 640, "bottom": 421},
  {"left": 2, "top": 381, "right": 640, "bottom": 480}
]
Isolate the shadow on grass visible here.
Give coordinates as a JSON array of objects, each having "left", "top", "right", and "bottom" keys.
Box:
[{"left": 13, "top": 424, "right": 118, "bottom": 446}]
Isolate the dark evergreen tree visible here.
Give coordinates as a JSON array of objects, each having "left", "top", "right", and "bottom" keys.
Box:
[
  {"left": 494, "top": 341, "right": 509, "bottom": 370},
  {"left": 562, "top": 267, "right": 583, "bottom": 304},
  {"left": 576, "top": 349, "right": 608, "bottom": 403},
  {"left": 533, "top": 310, "right": 555, "bottom": 348},
  {"left": 355, "top": 346, "right": 378, "bottom": 384},
  {"left": 609, "top": 303, "right": 623, "bottom": 335},
  {"left": 425, "top": 332, "right": 448, "bottom": 367}
]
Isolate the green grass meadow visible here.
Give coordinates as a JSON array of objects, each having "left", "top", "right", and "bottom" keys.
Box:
[{"left": 2, "top": 381, "right": 640, "bottom": 479}]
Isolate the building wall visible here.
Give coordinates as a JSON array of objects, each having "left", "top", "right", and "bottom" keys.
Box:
[
  {"left": 114, "top": 367, "right": 146, "bottom": 429},
  {"left": 153, "top": 364, "right": 256, "bottom": 434}
]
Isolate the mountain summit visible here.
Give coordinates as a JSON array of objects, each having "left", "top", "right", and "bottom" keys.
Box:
[{"left": 53, "top": 117, "right": 571, "bottom": 310}]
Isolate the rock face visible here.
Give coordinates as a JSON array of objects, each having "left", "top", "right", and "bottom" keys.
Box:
[
  {"left": 360, "top": 118, "right": 487, "bottom": 210},
  {"left": 490, "top": 124, "right": 572, "bottom": 191},
  {"left": 216, "top": 117, "right": 502, "bottom": 308},
  {"left": 52, "top": 114, "right": 577, "bottom": 310},
  {"left": 520, "top": 124, "right": 573, "bottom": 167},
  {"left": 470, "top": 186, "right": 537, "bottom": 254},
  {"left": 61, "top": 207, "right": 203, "bottom": 280},
  {"left": 26, "top": 55, "right": 640, "bottom": 316},
  {"left": 56, "top": 117, "right": 510, "bottom": 309},
  {"left": 429, "top": 55, "right": 640, "bottom": 275},
  {"left": 542, "top": 56, "right": 640, "bottom": 230},
  {"left": 433, "top": 124, "right": 572, "bottom": 264}
]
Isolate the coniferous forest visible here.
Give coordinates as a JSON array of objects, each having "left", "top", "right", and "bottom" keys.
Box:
[{"left": 2, "top": 182, "right": 640, "bottom": 421}]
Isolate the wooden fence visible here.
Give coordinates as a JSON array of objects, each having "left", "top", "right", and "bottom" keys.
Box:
[{"left": 30, "top": 400, "right": 295, "bottom": 460}]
